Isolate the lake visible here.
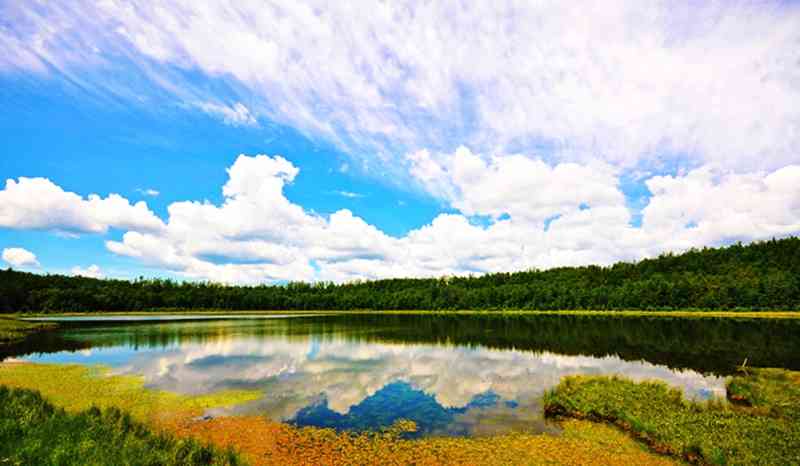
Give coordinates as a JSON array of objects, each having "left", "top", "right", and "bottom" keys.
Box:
[{"left": 5, "top": 313, "right": 800, "bottom": 437}]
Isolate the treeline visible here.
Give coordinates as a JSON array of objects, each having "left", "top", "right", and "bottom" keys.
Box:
[{"left": 1, "top": 237, "right": 799, "bottom": 312}]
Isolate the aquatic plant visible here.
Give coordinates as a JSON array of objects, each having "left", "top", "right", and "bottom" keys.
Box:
[{"left": 170, "top": 414, "right": 677, "bottom": 466}]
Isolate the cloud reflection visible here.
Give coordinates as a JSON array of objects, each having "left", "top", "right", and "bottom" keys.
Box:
[
  {"left": 24, "top": 327, "right": 726, "bottom": 436},
  {"left": 74, "top": 334, "right": 725, "bottom": 434}
]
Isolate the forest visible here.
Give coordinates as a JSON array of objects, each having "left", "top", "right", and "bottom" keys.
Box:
[{"left": 1, "top": 237, "right": 798, "bottom": 313}]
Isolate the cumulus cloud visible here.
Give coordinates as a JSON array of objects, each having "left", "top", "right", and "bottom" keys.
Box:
[
  {"left": 0, "top": 177, "right": 165, "bottom": 235},
  {"left": 0, "top": 152, "right": 798, "bottom": 283},
  {"left": 641, "top": 165, "right": 800, "bottom": 251},
  {"left": 2, "top": 1, "right": 799, "bottom": 174},
  {"left": 97, "top": 153, "right": 800, "bottom": 284},
  {"left": 2, "top": 247, "right": 39, "bottom": 268},
  {"left": 71, "top": 264, "right": 103, "bottom": 279},
  {"left": 407, "top": 146, "right": 623, "bottom": 223}
]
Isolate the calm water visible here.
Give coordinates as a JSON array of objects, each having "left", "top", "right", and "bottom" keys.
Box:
[{"left": 6, "top": 314, "right": 800, "bottom": 437}]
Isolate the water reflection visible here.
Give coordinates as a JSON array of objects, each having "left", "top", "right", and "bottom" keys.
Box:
[{"left": 21, "top": 317, "right": 732, "bottom": 437}]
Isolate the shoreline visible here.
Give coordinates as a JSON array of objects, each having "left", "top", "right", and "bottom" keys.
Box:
[
  {"left": 6, "top": 309, "right": 800, "bottom": 320},
  {"left": 3, "top": 361, "right": 796, "bottom": 465}
]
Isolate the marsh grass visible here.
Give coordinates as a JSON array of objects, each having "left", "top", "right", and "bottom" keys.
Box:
[
  {"left": 544, "top": 370, "right": 800, "bottom": 465},
  {"left": 0, "top": 317, "right": 55, "bottom": 344},
  {"left": 727, "top": 367, "right": 800, "bottom": 419},
  {"left": 0, "top": 385, "right": 242, "bottom": 465}
]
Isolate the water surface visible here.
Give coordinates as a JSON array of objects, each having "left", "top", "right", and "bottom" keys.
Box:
[{"left": 8, "top": 314, "right": 800, "bottom": 437}]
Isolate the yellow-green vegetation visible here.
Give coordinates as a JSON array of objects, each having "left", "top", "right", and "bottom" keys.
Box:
[
  {"left": 0, "top": 386, "right": 242, "bottom": 466},
  {"left": 0, "top": 362, "right": 263, "bottom": 425},
  {"left": 0, "top": 362, "right": 677, "bottom": 466},
  {"left": 727, "top": 367, "right": 800, "bottom": 419},
  {"left": 544, "top": 369, "right": 800, "bottom": 465},
  {"left": 0, "top": 316, "right": 55, "bottom": 344}
]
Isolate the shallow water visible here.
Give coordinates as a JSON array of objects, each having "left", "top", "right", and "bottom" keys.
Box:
[{"left": 8, "top": 313, "right": 800, "bottom": 437}]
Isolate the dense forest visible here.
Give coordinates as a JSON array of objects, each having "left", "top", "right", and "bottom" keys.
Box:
[{"left": 1, "top": 237, "right": 799, "bottom": 312}]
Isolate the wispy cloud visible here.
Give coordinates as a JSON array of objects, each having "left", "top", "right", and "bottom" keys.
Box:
[
  {"left": 334, "top": 190, "right": 364, "bottom": 199},
  {"left": 2, "top": 1, "right": 798, "bottom": 177},
  {"left": 2, "top": 2, "right": 800, "bottom": 284},
  {"left": 136, "top": 188, "right": 160, "bottom": 197},
  {"left": 196, "top": 101, "right": 258, "bottom": 127}
]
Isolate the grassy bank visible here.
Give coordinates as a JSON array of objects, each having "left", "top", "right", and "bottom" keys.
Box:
[
  {"left": 544, "top": 369, "right": 800, "bottom": 465},
  {"left": 0, "top": 385, "right": 241, "bottom": 465},
  {"left": 0, "top": 316, "right": 56, "bottom": 345},
  {"left": 0, "top": 362, "right": 677, "bottom": 466},
  {"left": 15, "top": 309, "right": 800, "bottom": 319}
]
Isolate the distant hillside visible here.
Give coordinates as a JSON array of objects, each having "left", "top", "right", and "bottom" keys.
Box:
[{"left": 1, "top": 237, "right": 799, "bottom": 312}]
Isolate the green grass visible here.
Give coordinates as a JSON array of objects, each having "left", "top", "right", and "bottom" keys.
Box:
[
  {"left": 544, "top": 369, "right": 800, "bottom": 465},
  {"left": 0, "top": 385, "right": 244, "bottom": 466},
  {"left": 727, "top": 367, "right": 800, "bottom": 420},
  {"left": 0, "top": 317, "right": 55, "bottom": 344}
]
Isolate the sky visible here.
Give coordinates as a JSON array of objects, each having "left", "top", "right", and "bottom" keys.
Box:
[{"left": 1, "top": 0, "right": 799, "bottom": 284}]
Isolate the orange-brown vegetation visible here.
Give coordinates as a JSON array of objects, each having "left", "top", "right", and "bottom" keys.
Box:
[{"left": 167, "top": 415, "right": 678, "bottom": 466}]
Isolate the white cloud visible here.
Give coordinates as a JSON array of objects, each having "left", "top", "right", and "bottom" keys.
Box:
[
  {"left": 197, "top": 101, "right": 257, "bottom": 127},
  {"left": 0, "top": 177, "right": 165, "bottom": 234},
  {"left": 71, "top": 264, "right": 103, "bottom": 279},
  {"left": 334, "top": 190, "right": 363, "bottom": 199},
  {"left": 407, "top": 146, "right": 623, "bottom": 223},
  {"left": 641, "top": 165, "right": 800, "bottom": 251},
  {"left": 2, "top": 247, "right": 39, "bottom": 268},
  {"left": 100, "top": 153, "right": 800, "bottom": 284},
  {"left": 137, "top": 188, "right": 160, "bottom": 197},
  {"left": 0, "top": 3, "right": 797, "bottom": 284},
  {"left": 0, "top": 153, "right": 798, "bottom": 284},
  {"left": 1, "top": 1, "right": 798, "bottom": 175}
]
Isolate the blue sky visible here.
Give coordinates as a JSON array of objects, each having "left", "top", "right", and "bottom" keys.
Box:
[
  {"left": 1, "top": 1, "right": 799, "bottom": 283},
  {"left": 0, "top": 73, "right": 444, "bottom": 279}
]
